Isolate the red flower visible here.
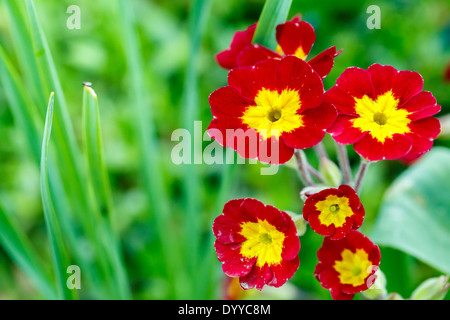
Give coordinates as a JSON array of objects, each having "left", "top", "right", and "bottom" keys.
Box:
[
  {"left": 216, "top": 23, "right": 258, "bottom": 70},
  {"left": 216, "top": 16, "right": 341, "bottom": 79},
  {"left": 302, "top": 185, "right": 365, "bottom": 240},
  {"left": 325, "top": 64, "right": 441, "bottom": 161},
  {"left": 314, "top": 230, "right": 381, "bottom": 300},
  {"left": 213, "top": 198, "right": 300, "bottom": 290},
  {"left": 208, "top": 56, "right": 337, "bottom": 164}
]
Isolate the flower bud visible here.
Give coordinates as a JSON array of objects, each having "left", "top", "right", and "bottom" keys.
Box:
[
  {"left": 410, "top": 275, "right": 449, "bottom": 300},
  {"left": 361, "top": 269, "right": 387, "bottom": 300},
  {"left": 299, "top": 186, "right": 328, "bottom": 201},
  {"left": 319, "top": 157, "right": 342, "bottom": 187},
  {"left": 385, "top": 292, "right": 404, "bottom": 300},
  {"left": 285, "top": 211, "right": 307, "bottom": 236}
]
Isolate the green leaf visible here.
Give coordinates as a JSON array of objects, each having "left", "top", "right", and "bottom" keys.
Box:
[
  {"left": 181, "top": 0, "right": 213, "bottom": 298},
  {"left": 370, "top": 147, "right": 450, "bottom": 274},
  {"left": 252, "top": 0, "right": 293, "bottom": 49},
  {"left": 81, "top": 85, "right": 131, "bottom": 299},
  {"left": 40, "top": 92, "right": 76, "bottom": 300},
  {"left": 0, "top": 199, "right": 56, "bottom": 299}
]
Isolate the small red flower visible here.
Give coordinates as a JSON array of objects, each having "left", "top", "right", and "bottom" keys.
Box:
[
  {"left": 314, "top": 230, "right": 381, "bottom": 300},
  {"left": 216, "top": 23, "right": 258, "bottom": 70},
  {"left": 208, "top": 56, "right": 337, "bottom": 164},
  {"left": 325, "top": 64, "right": 441, "bottom": 161},
  {"left": 216, "top": 16, "right": 341, "bottom": 79},
  {"left": 213, "top": 198, "right": 300, "bottom": 290},
  {"left": 302, "top": 185, "right": 365, "bottom": 240}
]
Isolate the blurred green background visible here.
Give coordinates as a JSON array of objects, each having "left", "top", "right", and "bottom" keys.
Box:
[{"left": 0, "top": 0, "right": 449, "bottom": 300}]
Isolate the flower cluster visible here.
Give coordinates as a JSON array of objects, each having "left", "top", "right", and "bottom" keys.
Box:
[{"left": 209, "top": 15, "right": 440, "bottom": 300}]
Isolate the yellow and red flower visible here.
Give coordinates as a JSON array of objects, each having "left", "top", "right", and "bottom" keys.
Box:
[
  {"left": 314, "top": 230, "right": 381, "bottom": 300},
  {"left": 208, "top": 56, "right": 337, "bottom": 164},
  {"left": 302, "top": 185, "right": 365, "bottom": 240},
  {"left": 216, "top": 16, "right": 341, "bottom": 79},
  {"left": 213, "top": 198, "right": 300, "bottom": 290},
  {"left": 325, "top": 64, "right": 441, "bottom": 161}
]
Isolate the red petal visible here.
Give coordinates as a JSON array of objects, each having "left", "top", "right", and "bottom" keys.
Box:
[
  {"left": 301, "top": 101, "right": 337, "bottom": 130},
  {"left": 334, "top": 67, "right": 374, "bottom": 100},
  {"left": 215, "top": 241, "right": 255, "bottom": 277},
  {"left": 327, "top": 115, "right": 368, "bottom": 144},
  {"left": 366, "top": 64, "right": 397, "bottom": 98},
  {"left": 405, "top": 117, "right": 441, "bottom": 155},
  {"left": 324, "top": 86, "right": 358, "bottom": 115},
  {"left": 208, "top": 118, "right": 267, "bottom": 161},
  {"left": 251, "top": 58, "right": 280, "bottom": 93},
  {"left": 282, "top": 127, "right": 326, "bottom": 150},
  {"left": 215, "top": 23, "right": 257, "bottom": 70},
  {"left": 239, "top": 264, "right": 272, "bottom": 290},
  {"left": 209, "top": 86, "right": 254, "bottom": 118},
  {"left": 402, "top": 91, "right": 440, "bottom": 121},
  {"left": 257, "top": 135, "right": 294, "bottom": 164},
  {"left": 353, "top": 133, "right": 412, "bottom": 161},
  {"left": 276, "top": 56, "right": 324, "bottom": 112},
  {"left": 276, "top": 20, "right": 315, "bottom": 57},
  {"left": 236, "top": 44, "right": 281, "bottom": 68},
  {"left": 227, "top": 59, "right": 278, "bottom": 101},
  {"left": 267, "top": 256, "right": 300, "bottom": 288},
  {"left": 367, "top": 64, "right": 424, "bottom": 106},
  {"left": 408, "top": 117, "right": 441, "bottom": 140},
  {"left": 308, "top": 47, "right": 343, "bottom": 79},
  {"left": 282, "top": 102, "right": 336, "bottom": 149},
  {"left": 213, "top": 199, "right": 254, "bottom": 244},
  {"left": 392, "top": 70, "right": 424, "bottom": 106},
  {"left": 228, "top": 66, "right": 260, "bottom": 100}
]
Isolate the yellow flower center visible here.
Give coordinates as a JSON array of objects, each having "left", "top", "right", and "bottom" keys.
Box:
[
  {"left": 334, "top": 249, "right": 373, "bottom": 287},
  {"left": 315, "top": 195, "right": 354, "bottom": 227},
  {"left": 276, "top": 45, "right": 307, "bottom": 60},
  {"left": 351, "top": 90, "right": 411, "bottom": 143},
  {"left": 240, "top": 88, "right": 304, "bottom": 139},
  {"left": 239, "top": 219, "right": 285, "bottom": 267}
]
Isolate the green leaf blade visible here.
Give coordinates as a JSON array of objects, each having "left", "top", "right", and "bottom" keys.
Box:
[
  {"left": 40, "top": 92, "right": 76, "bottom": 300},
  {"left": 370, "top": 147, "right": 450, "bottom": 274},
  {"left": 252, "top": 0, "right": 293, "bottom": 49}
]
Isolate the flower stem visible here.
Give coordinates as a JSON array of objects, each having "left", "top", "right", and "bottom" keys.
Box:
[
  {"left": 307, "top": 163, "right": 326, "bottom": 184},
  {"left": 315, "top": 142, "right": 328, "bottom": 160},
  {"left": 336, "top": 142, "right": 352, "bottom": 185},
  {"left": 354, "top": 159, "right": 370, "bottom": 194},
  {"left": 294, "top": 149, "right": 315, "bottom": 186}
]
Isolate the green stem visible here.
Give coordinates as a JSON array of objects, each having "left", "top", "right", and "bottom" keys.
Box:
[
  {"left": 336, "top": 142, "right": 352, "bottom": 185},
  {"left": 315, "top": 142, "right": 329, "bottom": 161},
  {"left": 354, "top": 158, "right": 370, "bottom": 193},
  {"left": 294, "top": 149, "right": 315, "bottom": 187}
]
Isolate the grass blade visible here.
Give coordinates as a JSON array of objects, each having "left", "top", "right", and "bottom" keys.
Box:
[
  {"left": 40, "top": 92, "right": 76, "bottom": 300},
  {"left": 118, "top": 0, "right": 187, "bottom": 299},
  {"left": 0, "top": 199, "right": 56, "bottom": 299},
  {"left": 252, "top": 0, "right": 293, "bottom": 49},
  {"left": 181, "top": 0, "right": 213, "bottom": 298},
  {"left": 3, "top": 0, "right": 47, "bottom": 115},
  {"left": 82, "top": 85, "right": 131, "bottom": 299}
]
